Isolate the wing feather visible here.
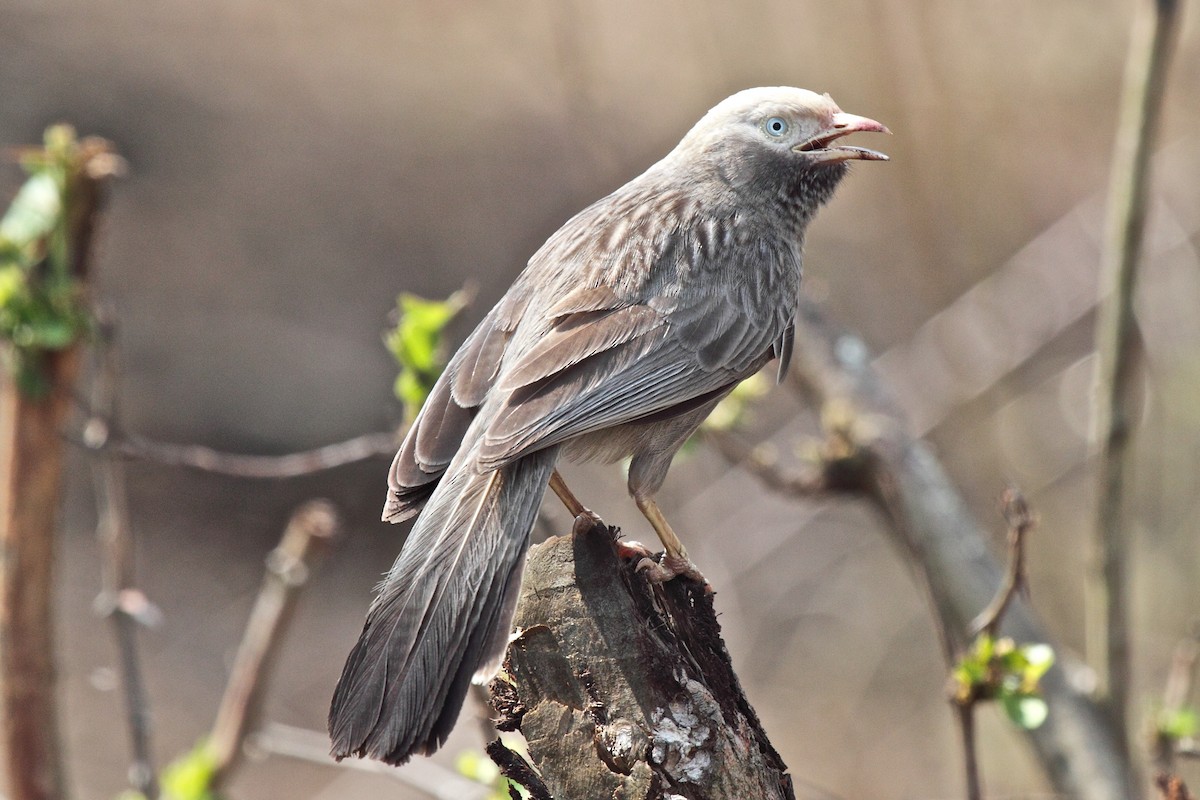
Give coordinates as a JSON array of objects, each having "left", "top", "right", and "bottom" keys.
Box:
[{"left": 500, "top": 305, "right": 661, "bottom": 390}]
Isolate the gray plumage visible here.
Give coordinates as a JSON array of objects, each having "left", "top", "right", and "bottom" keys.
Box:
[{"left": 329, "top": 86, "right": 888, "bottom": 765}]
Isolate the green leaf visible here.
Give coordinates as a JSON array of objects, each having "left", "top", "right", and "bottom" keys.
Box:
[
  {"left": 0, "top": 124, "right": 93, "bottom": 395},
  {"left": 393, "top": 370, "right": 425, "bottom": 418},
  {"left": 160, "top": 741, "right": 220, "bottom": 800},
  {"left": 457, "top": 749, "right": 502, "bottom": 784},
  {"left": 1001, "top": 695, "right": 1049, "bottom": 729},
  {"left": 0, "top": 173, "right": 62, "bottom": 253},
  {"left": 456, "top": 749, "right": 529, "bottom": 800},
  {"left": 1018, "top": 643, "right": 1055, "bottom": 685},
  {"left": 1159, "top": 707, "right": 1199, "bottom": 740},
  {"left": 0, "top": 266, "right": 24, "bottom": 307},
  {"left": 953, "top": 655, "right": 985, "bottom": 687},
  {"left": 952, "top": 633, "right": 994, "bottom": 696},
  {"left": 22, "top": 317, "right": 76, "bottom": 348},
  {"left": 384, "top": 289, "right": 468, "bottom": 420},
  {"left": 953, "top": 634, "right": 1055, "bottom": 721}
]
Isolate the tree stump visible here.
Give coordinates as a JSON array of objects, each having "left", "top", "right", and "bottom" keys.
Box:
[{"left": 488, "top": 517, "right": 795, "bottom": 800}]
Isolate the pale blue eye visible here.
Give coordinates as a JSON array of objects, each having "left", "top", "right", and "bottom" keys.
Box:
[{"left": 765, "top": 116, "right": 789, "bottom": 137}]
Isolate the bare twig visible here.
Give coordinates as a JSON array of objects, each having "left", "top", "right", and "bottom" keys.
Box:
[
  {"left": 1161, "top": 632, "right": 1200, "bottom": 717},
  {"left": 952, "top": 487, "right": 1038, "bottom": 800},
  {"left": 1152, "top": 630, "right": 1200, "bottom": 773},
  {"left": 1090, "top": 0, "right": 1183, "bottom": 751},
  {"left": 208, "top": 500, "right": 340, "bottom": 788},
  {"left": 110, "top": 430, "right": 398, "bottom": 478},
  {"left": 1157, "top": 773, "right": 1198, "bottom": 800},
  {"left": 85, "top": 315, "right": 159, "bottom": 798},
  {"left": 957, "top": 703, "right": 982, "bottom": 800},
  {"left": 970, "top": 488, "right": 1036, "bottom": 639}
]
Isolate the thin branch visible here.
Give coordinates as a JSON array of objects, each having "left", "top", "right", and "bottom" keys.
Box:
[
  {"left": 1161, "top": 631, "right": 1200, "bottom": 714},
  {"left": 84, "top": 315, "right": 158, "bottom": 798},
  {"left": 1090, "top": 0, "right": 1183, "bottom": 751},
  {"left": 109, "top": 430, "right": 398, "bottom": 479},
  {"left": 971, "top": 487, "right": 1036, "bottom": 639},
  {"left": 208, "top": 500, "right": 340, "bottom": 788},
  {"left": 952, "top": 487, "right": 1038, "bottom": 800},
  {"left": 1156, "top": 773, "right": 1198, "bottom": 800},
  {"left": 1152, "top": 629, "right": 1200, "bottom": 773},
  {"left": 957, "top": 703, "right": 982, "bottom": 800}
]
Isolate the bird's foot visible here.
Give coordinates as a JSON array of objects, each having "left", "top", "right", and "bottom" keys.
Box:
[
  {"left": 570, "top": 509, "right": 607, "bottom": 537},
  {"left": 636, "top": 553, "right": 712, "bottom": 593},
  {"left": 612, "top": 538, "right": 655, "bottom": 562}
]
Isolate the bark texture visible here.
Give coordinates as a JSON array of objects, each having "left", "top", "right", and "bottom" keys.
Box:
[
  {"left": 0, "top": 350, "right": 78, "bottom": 800},
  {"left": 0, "top": 132, "right": 117, "bottom": 800},
  {"left": 489, "top": 518, "right": 794, "bottom": 800}
]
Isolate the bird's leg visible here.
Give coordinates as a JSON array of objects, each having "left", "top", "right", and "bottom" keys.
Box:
[
  {"left": 548, "top": 469, "right": 604, "bottom": 526},
  {"left": 549, "top": 471, "right": 660, "bottom": 562},
  {"left": 633, "top": 493, "right": 709, "bottom": 587}
]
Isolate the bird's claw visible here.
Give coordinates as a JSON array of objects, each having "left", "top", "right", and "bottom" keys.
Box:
[
  {"left": 612, "top": 538, "right": 655, "bottom": 562},
  {"left": 570, "top": 509, "right": 607, "bottom": 537},
  {"left": 635, "top": 554, "right": 713, "bottom": 593}
]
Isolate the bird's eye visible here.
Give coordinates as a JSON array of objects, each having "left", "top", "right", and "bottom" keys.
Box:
[{"left": 764, "top": 117, "right": 789, "bottom": 137}]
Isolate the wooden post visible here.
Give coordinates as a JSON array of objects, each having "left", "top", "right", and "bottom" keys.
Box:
[
  {"left": 0, "top": 349, "right": 78, "bottom": 800},
  {"left": 489, "top": 518, "right": 795, "bottom": 800},
  {"left": 0, "top": 132, "right": 118, "bottom": 800}
]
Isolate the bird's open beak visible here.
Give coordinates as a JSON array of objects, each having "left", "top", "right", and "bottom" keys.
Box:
[{"left": 795, "top": 112, "right": 890, "bottom": 163}]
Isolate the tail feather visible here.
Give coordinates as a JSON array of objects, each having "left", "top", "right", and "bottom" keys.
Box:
[{"left": 329, "top": 446, "right": 557, "bottom": 764}]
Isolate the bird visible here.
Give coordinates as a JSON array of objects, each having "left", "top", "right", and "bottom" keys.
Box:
[{"left": 329, "top": 86, "right": 888, "bottom": 765}]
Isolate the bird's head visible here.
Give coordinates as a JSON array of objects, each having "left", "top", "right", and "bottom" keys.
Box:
[{"left": 671, "top": 86, "right": 889, "bottom": 222}]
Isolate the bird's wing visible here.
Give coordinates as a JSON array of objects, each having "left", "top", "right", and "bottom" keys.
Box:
[
  {"left": 384, "top": 287, "right": 530, "bottom": 521},
  {"left": 478, "top": 218, "right": 797, "bottom": 469}
]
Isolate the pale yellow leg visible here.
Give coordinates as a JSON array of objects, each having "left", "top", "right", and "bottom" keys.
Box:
[
  {"left": 548, "top": 469, "right": 607, "bottom": 532},
  {"left": 634, "top": 496, "right": 689, "bottom": 562},
  {"left": 633, "top": 495, "right": 708, "bottom": 586}
]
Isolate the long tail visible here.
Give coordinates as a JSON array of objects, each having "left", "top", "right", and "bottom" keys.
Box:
[{"left": 328, "top": 446, "right": 557, "bottom": 764}]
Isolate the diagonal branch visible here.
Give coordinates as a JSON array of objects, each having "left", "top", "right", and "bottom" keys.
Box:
[
  {"left": 728, "top": 298, "right": 1136, "bottom": 800},
  {"left": 208, "top": 499, "right": 340, "bottom": 788}
]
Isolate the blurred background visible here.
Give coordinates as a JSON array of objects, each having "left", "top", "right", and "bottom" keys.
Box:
[{"left": 3, "top": 1, "right": 1199, "bottom": 797}]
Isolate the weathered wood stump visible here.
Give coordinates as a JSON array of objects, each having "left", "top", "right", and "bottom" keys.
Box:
[{"left": 488, "top": 517, "right": 794, "bottom": 800}]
